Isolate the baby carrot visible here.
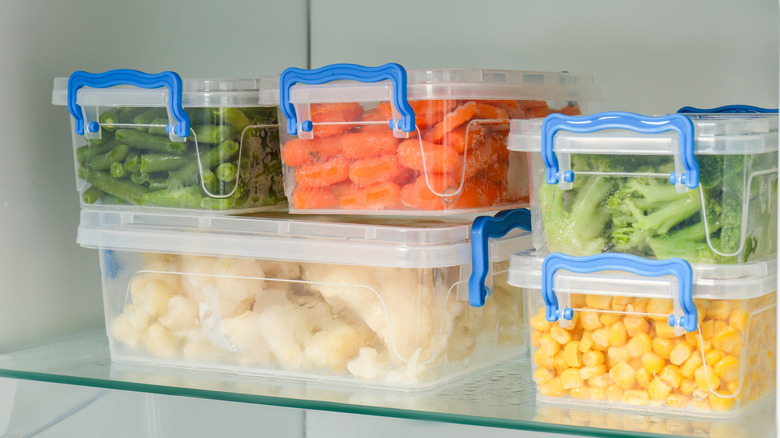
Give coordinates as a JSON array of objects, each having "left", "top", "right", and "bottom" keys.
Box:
[
  {"left": 348, "top": 154, "right": 401, "bottom": 186},
  {"left": 377, "top": 100, "right": 458, "bottom": 130},
  {"left": 429, "top": 101, "right": 509, "bottom": 143},
  {"left": 397, "top": 139, "right": 461, "bottom": 174},
  {"left": 291, "top": 187, "right": 340, "bottom": 210},
  {"left": 281, "top": 136, "right": 343, "bottom": 167},
  {"left": 309, "top": 102, "right": 364, "bottom": 138},
  {"left": 400, "top": 174, "right": 459, "bottom": 210},
  {"left": 341, "top": 130, "right": 399, "bottom": 159},
  {"left": 358, "top": 108, "right": 389, "bottom": 133},
  {"left": 551, "top": 104, "right": 583, "bottom": 116},
  {"left": 294, "top": 157, "right": 350, "bottom": 189},
  {"left": 449, "top": 177, "right": 501, "bottom": 210},
  {"left": 339, "top": 181, "right": 401, "bottom": 210}
]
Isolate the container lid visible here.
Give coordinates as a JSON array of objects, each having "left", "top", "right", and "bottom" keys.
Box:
[
  {"left": 77, "top": 209, "right": 530, "bottom": 269},
  {"left": 52, "top": 77, "right": 267, "bottom": 108},
  {"left": 508, "top": 250, "right": 776, "bottom": 301},
  {"left": 259, "top": 68, "right": 601, "bottom": 105},
  {"left": 509, "top": 113, "right": 779, "bottom": 156}
]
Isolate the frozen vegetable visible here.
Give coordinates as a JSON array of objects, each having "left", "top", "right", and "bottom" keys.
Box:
[
  {"left": 537, "top": 153, "right": 777, "bottom": 263},
  {"left": 282, "top": 99, "right": 580, "bottom": 212},
  {"left": 76, "top": 106, "right": 284, "bottom": 210},
  {"left": 109, "top": 254, "right": 524, "bottom": 386}
]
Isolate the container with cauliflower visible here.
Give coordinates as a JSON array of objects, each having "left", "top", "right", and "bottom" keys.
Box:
[
  {"left": 508, "top": 251, "right": 776, "bottom": 417},
  {"left": 78, "top": 208, "right": 531, "bottom": 389}
]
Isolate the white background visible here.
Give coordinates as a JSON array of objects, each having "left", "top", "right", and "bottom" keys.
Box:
[{"left": 0, "top": 0, "right": 777, "bottom": 437}]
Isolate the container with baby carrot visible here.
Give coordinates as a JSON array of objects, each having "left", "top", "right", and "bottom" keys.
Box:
[{"left": 260, "top": 63, "right": 601, "bottom": 215}]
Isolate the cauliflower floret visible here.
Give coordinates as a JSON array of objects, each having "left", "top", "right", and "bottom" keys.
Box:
[
  {"left": 158, "top": 295, "right": 199, "bottom": 335},
  {"left": 304, "top": 321, "right": 373, "bottom": 372},
  {"left": 142, "top": 323, "right": 181, "bottom": 359},
  {"left": 111, "top": 313, "right": 143, "bottom": 349},
  {"left": 221, "top": 310, "right": 273, "bottom": 366},
  {"left": 257, "top": 260, "right": 301, "bottom": 279},
  {"left": 129, "top": 273, "right": 177, "bottom": 322},
  {"left": 346, "top": 347, "right": 390, "bottom": 381},
  {"left": 179, "top": 255, "right": 264, "bottom": 318},
  {"left": 256, "top": 303, "right": 311, "bottom": 371},
  {"left": 385, "top": 348, "right": 433, "bottom": 386}
]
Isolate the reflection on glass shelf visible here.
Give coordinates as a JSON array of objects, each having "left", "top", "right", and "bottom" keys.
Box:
[{"left": 0, "top": 331, "right": 774, "bottom": 438}]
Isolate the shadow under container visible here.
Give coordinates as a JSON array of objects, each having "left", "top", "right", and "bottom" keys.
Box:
[
  {"left": 259, "top": 63, "right": 601, "bottom": 215},
  {"left": 508, "top": 111, "right": 778, "bottom": 264},
  {"left": 52, "top": 69, "right": 285, "bottom": 212},
  {"left": 77, "top": 207, "right": 531, "bottom": 390},
  {"left": 508, "top": 251, "right": 776, "bottom": 417}
]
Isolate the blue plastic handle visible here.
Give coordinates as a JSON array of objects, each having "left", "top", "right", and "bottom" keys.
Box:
[
  {"left": 468, "top": 209, "right": 532, "bottom": 307},
  {"left": 541, "top": 253, "right": 697, "bottom": 332},
  {"left": 678, "top": 105, "right": 778, "bottom": 114},
  {"left": 67, "top": 69, "right": 190, "bottom": 138},
  {"left": 541, "top": 111, "right": 699, "bottom": 189},
  {"left": 279, "top": 63, "right": 415, "bottom": 136}
]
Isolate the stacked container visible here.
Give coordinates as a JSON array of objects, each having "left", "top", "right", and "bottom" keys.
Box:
[
  {"left": 506, "top": 110, "right": 778, "bottom": 415},
  {"left": 54, "top": 64, "right": 600, "bottom": 390}
]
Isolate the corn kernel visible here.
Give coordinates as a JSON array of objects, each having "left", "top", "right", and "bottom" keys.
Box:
[
  {"left": 564, "top": 312, "right": 581, "bottom": 331},
  {"left": 586, "top": 294, "right": 612, "bottom": 310},
  {"left": 726, "top": 379, "right": 741, "bottom": 396},
  {"left": 550, "top": 325, "right": 572, "bottom": 345},
  {"left": 582, "top": 350, "right": 604, "bottom": 367},
  {"left": 553, "top": 352, "right": 568, "bottom": 372},
  {"left": 628, "top": 332, "right": 652, "bottom": 358},
  {"left": 700, "top": 319, "right": 716, "bottom": 339},
  {"left": 709, "top": 391, "right": 733, "bottom": 412},
  {"left": 630, "top": 298, "right": 650, "bottom": 313},
  {"left": 680, "top": 352, "right": 703, "bottom": 379},
  {"left": 647, "top": 298, "right": 673, "bottom": 321},
  {"left": 728, "top": 308, "right": 750, "bottom": 333},
  {"left": 539, "top": 333, "right": 560, "bottom": 356},
  {"left": 659, "top": 364, "right": 683, "bottom": 389},
  {"left": 680, "top": 379, "right": 697, "bottom": 395},
  {"left": 599, "top": 313, "right": 621, "bottom": 326},
  {"left": 707, "top": 301, "right": 732, "bottom": 320},
  {"left": 685, "top": 331, "right": 699, "bottom": 347},
  {"left": 636, "top": 367, "right": 652, "bottom": 389},
  {"left": 653, "top": 320, "right": 678, "bottom": 339},
  {"left": 648, "top": 377, "right": 672, "bottom": 400},
  {"left": 629, "top": 357, "right": 644, "bottom": 370},
  {"left": 621, "top": 389, "right": 649, "bottom": 405},
  {"left": 695, "top": 365, "right": 721, "bottom": 391},
  {"left": 652, "top": 337, "right": 673, "bottom": 360},
  {"left": 563, "top": 341, "right": 582, "bottom": 367},
  {"left": 588, "top": 372, "right": 613, "bottom": 388},
  {"left": 589, "top": 387, "right": 607, "bottom": 401},
  {"left": 713, "top": 355, "right": 740, "bottom": 382},
  {"left": 531, "top": 330, "right": 544, "bottom": 348},
  {"left": 606, "top": 384, "right": 623, "bottom": 402},
  {"left": 670, "top": 342, "right": 693, "bottom": 366},
  {"left": 570, "top": 294, "right": 587, "bottom": 307},
  {"left": 560, "top": 368, "right": 584, "bottom": 389},
  {"left": 534, "top": 348, "right": 554, "bottom": 369},
  {"left": 712, "top": 326, "right": 741, "bottom": 352},
  {"left": 580, "top": 310, "right": 603, "bottom": 331},
  {"left": 665, "top": 394, "right": 690, "bottom": 409},
  {"left": 580, "top": 364, "right": 607, "bottom": 380},
  {"left": 612, "top": 296, "right": 632, "bottom": 311},
  {"left": 607, "top": 345, "right": 632, "bottom": 366},
  {"left": 531, "top": 313, "right": 552, "bottom": 331},
  {"left": 624, "top": 316, "right": 650, "bottom": 337},
  {"left": 568, "top": 386, "right": 591, "bottom": 400},
  {"left": 579, "top": 330, "right": 594, "bottom": 352},
  {"left": 705, "top": 349, "right": 725, "bottom": 366},
  {"left": 641, "top": 352, "right": 665, "bottom": 374},
  {"left": 538, "top": 377, "right": 564, "bottom": 397},
  {"left": 610, "top": 361, "right": 637, "bottom": 390},
  {"left": 592, "top": 327, "right": 610, "bottom": 349},
  {"left": 607, "top": 321, "right": 627, "bottom": 347},
  {"left": 533, "top": 367, "right": 554, "bottom": 385}
]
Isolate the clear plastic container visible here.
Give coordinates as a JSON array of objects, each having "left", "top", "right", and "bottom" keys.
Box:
[
  {"left": 52, "top": 69, "right": 285, "bottom": 212},
  {"left": 259, "top": 63, "right": 600, "bottom": 215},
  {"left": 508, "top": 111, "right": 779, "bottom": 264},
  {"left": 508, "top": 251, "right": 776, "bottom": 417},
  {"left": 77, "top": 207, "right": 531, "bottom": 389}
]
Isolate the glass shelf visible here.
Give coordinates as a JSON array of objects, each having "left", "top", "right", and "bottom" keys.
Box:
[{"left": 0, "top": 331, "right": 774, "bottom": 438}]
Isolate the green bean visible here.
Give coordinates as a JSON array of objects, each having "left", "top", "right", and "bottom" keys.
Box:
[
  {"left": 99, "top": 110, "right": 119, "bottom": 131},
  {"left": 115, "top": 129, "right": 187, "bottom": 154},
  {"left": 139, "top": 153, "right": 190, "bottom": 174},
  {"left": 194, "top": 124, "right": 232, "bottom": 144},
  {"left": 142, "top": 186, "right": 203, "bottom": 208},
  {"left": 88, "top": 143, "right": 129, "bottom": 170},
  {"left": 130, "top": 172, "right": 150, "bottom": 185},
  {"left": 216, "top": 162, "right": 237, "bottom": 182},
  {"left": 166, "top": 140, "right": 239, "bottom": 188},
  {"left": 76, "top": 141, "right": 115, "bottom": 165},
  {"left": 78, "top": 166, "right": 147, "bottom": 204},
  {"left": 110, "top": 162, "right": 129, "bottom": 178},
  {"left": 82, "top": 186, "right": 104, "bottom": 204},
  {"left": 124, "top": 152, "right": 140, "bottom": 173}
]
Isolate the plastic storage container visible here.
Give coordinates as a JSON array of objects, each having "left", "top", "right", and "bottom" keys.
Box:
[
  {"left": 52, "top": 69, "right": 285, "bottom": 212},
  {"left": 508, "top": 111, "right": 778, "bottom": 264},
  {"left": 259, "top": 63, "right": 600, "bottom": 215},
  {"left": 508, "top": 251, "right": 776, "bottom": 417},
  {"left": 77, "top": 207, "right": 531, "bottom": 389}
]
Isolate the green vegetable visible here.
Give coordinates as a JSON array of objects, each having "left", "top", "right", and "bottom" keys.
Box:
[
  {"left": 148, "top": 118, "right": 169, "bottom": 136},
  {"left": 124, "top": 152, "right": 141, "bottom": 173},
  {"left": 132, "top": 108, "right": 167, "bottom": 129},
  {"left": 194, "top": 124, "right": 232, "bottom": 144},
  {"left": 98, "top": 111, "right": 119, "bottom": 131},
  {"left": 110, "top": 161, "right": 129, "bottom": 178},
  {"left": 142, "top": 186, "right": 203, "bottom": 208},
  {"left": 78, "top": 166, "right": 148, "bottom": 204},
  {"left": 88, "top": 143, "right": 129, "bottom": 170},
  {"left": 166, "top": 140, "right": 239, "bottom": 189},
  {"left": 139, "top": 153, "right": 191, "bottom": 174},
  {"left": 82, "top": 186, "right": 104, "bottom": 204},
  {"left": 76, "top": 142, "right": 115, "bottom": 165},
  {"left": 216, "top": 162, "right": 237, "bottom": 182},
  {"left": 130, "top": 172, "right": 150, "bottom": 185},
  {"left": 115, "top": 129, "right": 188, "bottom": 154}
]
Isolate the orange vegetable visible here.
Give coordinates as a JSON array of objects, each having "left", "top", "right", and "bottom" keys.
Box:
[
  {"left": 294, "top": 157, "right": 350, "bottom": 189},
  {"left": 377, "top": 100, "right": 458, "bottom": 130},
  {"left": 291, "top": 187, "right": 339, "bottom": 210},
  {"left": 450, "top": 177, "right": 501, "bottom": 209},
  {"left": 357, "top": 108, "right": 388, "bottom": 132},
  {"left": 397, "top": 139, "right": 462, "bottom": 174},
  {"left": 309, "top": 102, "right": 364, "bottom": 138},
  {"left": 341, "top": 130, "right": 400, "bottom": 159},
  {"left": 432, "top": 124, "right": 489, "bottom": 155},
  {"left": 400, "top": 174, "right": 459, "bottom": 210},
  {"left": 281, "top": 136, "right": 343, "bottom": 167},
  {"left": 339, "top": 181, "right": 401, "bottom": 210},
  {"left": 429, "top": 101, "right": 509, "bottom": 143},
  {"left": 551, "top": 104, "right": 583, "bottom": 116},
  {"left": 348, "top": 155, "right": 401, "bottom": 186}
]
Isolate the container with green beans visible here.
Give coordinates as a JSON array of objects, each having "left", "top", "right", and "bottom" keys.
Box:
[{"left": 52, "top": 70, "right": 286, "bottom": 212}]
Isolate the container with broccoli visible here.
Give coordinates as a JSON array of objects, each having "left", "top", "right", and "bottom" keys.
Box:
[
  {"left": 508, "top": 112, "right": 778, "bottom": 264},
  {"left": 52, "top": 70, "right": 285, "bottom": 212}
]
